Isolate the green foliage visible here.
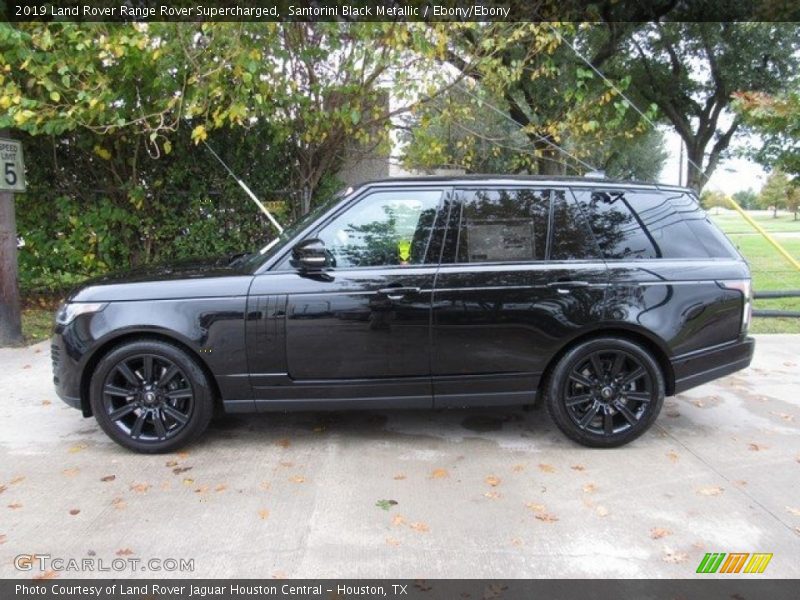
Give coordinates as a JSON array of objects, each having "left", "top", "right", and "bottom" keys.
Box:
[
  {"left": 734, "top": 92, "right": 800, "bottom": 181},
  {"left": 700, "top": 190, "right": 729, "bottom": 211},
  {"left": 15, "top": 125, "right": 338, "bottom": 292},
  {"left": 731, "top": 188, "right": 758, "bottom": 210},
  {"left": 757, "top": 170, "right": 790, "bottom": 215}
]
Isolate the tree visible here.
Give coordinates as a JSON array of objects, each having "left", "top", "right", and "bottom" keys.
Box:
[
  {"left": 734, "top": 92, "right": 800, "bottom": 181},
  {"left": 700, "top": 189, "right": 729, "bottom": 214},
  {"left": 758, "top": 170, "right": 790, "bottom": 217},
  {"left": 732, "top": 188, "right": 758, "bottom": 210},
  {"left": 786, "top": 186, "right": 800, "bottom": 221},
  {"left": 608, "top": 22, "right": 800, "bottom": 191}
]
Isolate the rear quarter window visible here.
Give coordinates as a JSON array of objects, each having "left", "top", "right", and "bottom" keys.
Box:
[{"left": 572, "top": 188, "right": 737, "bottom": 260}]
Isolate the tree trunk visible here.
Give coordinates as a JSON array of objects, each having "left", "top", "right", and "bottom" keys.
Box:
[
  {"left": 685, "top": 146, "right": 706, "bottom": 192},
  {"left": 0, "top": 178, "right": 23, "bottom": 346}
]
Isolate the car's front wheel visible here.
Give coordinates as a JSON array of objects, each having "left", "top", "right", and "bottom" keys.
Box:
[
  {"left": 90, "top": 339, "right": 214, "bottom": 453},
  {"left": 545, "top": 337, "right": 665, "bottom": 448}
]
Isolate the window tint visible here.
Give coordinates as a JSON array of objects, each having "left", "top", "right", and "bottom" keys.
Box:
[
  {"left": 550, "top": 190, "right": 601, "bottom": 260},
  {"left": 573, "top": 188, "right": 728, "bottom": 260},
  {"left": 454, "top": 188, "right": 549, "bottom": 263},
  {"left": 315, "top": 190, "right": 442, "bottom": 268},
  {"left": 678, "top": 194, "right": 739, "bottom": 258}
]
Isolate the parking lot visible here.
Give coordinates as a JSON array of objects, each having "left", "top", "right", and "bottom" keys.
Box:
[{"left": 1, "top": 335, "right": 799, "bottom": 579}]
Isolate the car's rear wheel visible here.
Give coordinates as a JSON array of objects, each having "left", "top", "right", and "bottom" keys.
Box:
[
  {"left": 90, "top": 340, "right": 214, "bottom": 453},
  {"left": 545, "top": 337, "right": 665, "bottom": 448}
]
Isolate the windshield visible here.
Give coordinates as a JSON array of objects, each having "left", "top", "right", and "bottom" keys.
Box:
[{"left": 235, "top": 191, "right": 348, "bottom": 272}]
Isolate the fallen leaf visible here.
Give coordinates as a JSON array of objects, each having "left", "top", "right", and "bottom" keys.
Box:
[
  {"left": 734, "top": 480, "right": 748, "bottom": 487},
  {"left": 650, "top": 528, "right": 672, "bottom": 539},
  {"left": 258, "top": 509, "right": 270, "bottom": 520},
  {"left": 485, "top": 475, "right": 501, "bottom": 487},
  {"left": 68, "top": 443, "right": 87, "bottom": 454},
  {"left": 484, "top": 491, "right": 502, "bottom": 499},
  {"left": 172, "top": 466, "right": 192, "bottom": 475},
  {"left": 510, "top": 537, "right": 523, "bottom": 547},
  {"left": 666, "top": 450, "right": 679, "bottom": 463},
  {"left": 595, "top": 506, "right": 610, "bottom": 517},
  {"left": 214, "top": 484, "right": 227, "bottom": 492},
  {"left": 748, "top": 443, "right": 768, "bottom": 452},
  {"left": 33, "top": 570, "right": 57, "bottom": 580},
  {"left": 691, "top": 399, "right": 705, "bottom": 408},
  {"left": 165, "top": 460, "right": 178, "bottom": 468},
  {"left": 534, "top": 512, "right": 559, "bottom": 523},
  {"left": 69, "top": 509, "right": 80, "bottom": 516},
  {"left": 511, "top": 464, "right": 525, "bottom": 473},
  {"left": 100, "top": 475, "right": 116, "bottom": 483},
  {"left": 525, "top": 502, "right": 546, "bottom": 513},
  {"left": 62, "top": 468, "right": 79, "bottom": 477},
  {"left": 289, "top": 475, "right": 305, "bottom": 483},
  {"left": 665, "top": 410, "right": 680, "bottom": 418},
  {"left": 9, "top": 476, "right": 25, "bottom": 485},
  {"left": 41, "top": 400, "right": 51, "bottom": 406},
  {"left": 276, "top": 438, "right": 290, "bottom": 448},
  {"left": 0, "top": 485, "right": 6, "bottom": 494},
  {"left": 182, "top": 477, "right": 194, "bottom": 486},
  {"left": 391, "top": 514, "right": 406, "bottom": 527},
  {"left": 430, "top": 468, "right": 449, "bottom": 479},
  {"left": 22, "top": 364, "right": 31, "bottom": 369},
  {"left": 538, "top": 463, "right": 556, "bottom": 473},
  {"left": 582, "top": 483, "right": 597, "bottom": 494},
  {"left": 7, "top": 502, "right": 22, "bottom": 509},
  {"left": 375, "top": 499, "right": 398, "bottom": 511},
  {"left": 409, "top": 522, "right": 429, "bottom": 533},
  {"left": 385, "top": 537, "right": 401, "bottom": 547},
  {"left": 393, "top": 474, "right": 407, "bottom": 480},
  {"left": 259, "top": 481, "right": 271, "bottom": 491},
  {"left": 279, "top": 461, "right": 294, "bottom": 468},
  {"left": 0, "top": 534, "right": 6, "bottom": 545},
  {"left": 130, "top": 482, "right": 151, "bottom": 493},
  {"left": 193, "top": 485, "right": 209, "bottom": 494},
  {"left": 785, "top": 506, "right": 800, "bottom": 517},
  {"left": 697, "top": 486, "right": 724, "bottom": 496},
  {"left": 570, "top": 465, "right": 585, "bottom": 471},
  {"left": 115, "top": 548, "right": 134, "bottom": 556},
  {"left": 770, "top": 411, "right": 794, "bottom": 422},
  {"left": 794, "top": 527, "right": 800, "bottom": 536},
  {"left": 663, "top": 549, "right": 689, "bottom": 564},
  {"left": 111, "top": 497, "right": 126, "bottom": 510},
  {"left": 176, "top": 451, "right": 190, "bottom": 460}
]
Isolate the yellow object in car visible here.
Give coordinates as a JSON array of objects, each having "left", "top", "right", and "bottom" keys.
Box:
[{"left": 397, "top": 240, "right": 412, "bottom": 263}]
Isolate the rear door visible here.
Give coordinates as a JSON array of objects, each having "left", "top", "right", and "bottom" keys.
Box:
[{"left": 431, "top": 186, "right": 608, "bottom": 407}]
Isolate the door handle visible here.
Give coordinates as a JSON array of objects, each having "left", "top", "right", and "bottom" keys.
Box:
[
  {"left": 547, "top": 281, "right": 590, "bottom": 294},
  {"left": 378, "top": 287, "right": 420, "bottom": 300}
]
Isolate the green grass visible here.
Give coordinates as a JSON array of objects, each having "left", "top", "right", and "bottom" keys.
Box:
[
  {"left": 710, "top": 210, "right": 800, "bottom": 334},
  {"left": 21, "top": 307, "right": 54, "bottom": 345}
]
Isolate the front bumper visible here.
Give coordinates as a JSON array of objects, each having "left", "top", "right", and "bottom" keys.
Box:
[
  {"left": 51, "top": 330, "right": 85, "bottom": 414},
  {"left": 671, "top": 336, "right": 755, "bottom": 395}
]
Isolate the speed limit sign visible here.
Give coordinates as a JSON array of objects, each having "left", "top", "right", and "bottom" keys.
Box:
[{"left": 0, "top": 138, "right": 26, "bottom": 192}]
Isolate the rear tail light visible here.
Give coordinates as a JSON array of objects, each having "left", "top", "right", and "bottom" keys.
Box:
[{"left": 718, "top": 279, "right": 752, "bottom": 334}]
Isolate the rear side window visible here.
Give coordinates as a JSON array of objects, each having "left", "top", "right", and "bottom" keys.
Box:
[
  {"left": 573, "top": 188, "right": 734, "bottom": 260},
  {"left": 454, "top": 188, "right": 549, "bottom": 263},
  {"left": 550, "top": 190, "right": 601, "bottom": 260}
]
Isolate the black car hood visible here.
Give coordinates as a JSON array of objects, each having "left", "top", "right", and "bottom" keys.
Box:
[{"left": 69, "top": 255, "right": 254, "bottom": 303}]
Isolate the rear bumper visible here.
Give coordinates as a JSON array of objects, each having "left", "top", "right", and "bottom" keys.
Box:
[{"left": 671, "top": 336, "right": 755, "bottom": 395}]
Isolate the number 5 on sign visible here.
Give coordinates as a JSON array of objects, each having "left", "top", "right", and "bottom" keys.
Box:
[{"left": 0, "top": 138, "right": 26, "bottom": 192}]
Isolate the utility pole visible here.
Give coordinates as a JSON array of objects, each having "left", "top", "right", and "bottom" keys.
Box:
[{"left": 0, "top": 129, "right": 24, "bottom": 345}]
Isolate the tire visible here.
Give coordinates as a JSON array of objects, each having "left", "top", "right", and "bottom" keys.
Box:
[
  {"left": 89, "top": 339, "right": 214, "bottom": 453},
  {"left": 545, "top": 337, "right": 665, "bottom": 448}
]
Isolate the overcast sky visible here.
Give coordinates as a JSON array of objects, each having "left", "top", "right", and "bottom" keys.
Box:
[{"left": 659, "top": 129, "right": 767, "bottom": 195}]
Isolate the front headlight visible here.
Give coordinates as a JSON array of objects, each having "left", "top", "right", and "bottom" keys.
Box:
[{"left": 55, "top": 302, "right": 107, "bottom": 326}]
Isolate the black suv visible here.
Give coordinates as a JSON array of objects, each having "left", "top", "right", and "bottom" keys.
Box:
[{"left": 52, "top": 176, "right": 754, "bottom": 452}]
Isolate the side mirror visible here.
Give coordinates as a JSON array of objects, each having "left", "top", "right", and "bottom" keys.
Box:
[{"left": 291, "top": 238, "right": 330, "bottom": 271}]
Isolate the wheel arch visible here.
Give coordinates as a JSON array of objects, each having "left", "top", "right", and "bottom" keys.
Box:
[
  {"left": 537, "top": 326, "right": 675, "bottom": 401},
  {"left": 79, "top": 331, "right": 222, "bottom": 417}
]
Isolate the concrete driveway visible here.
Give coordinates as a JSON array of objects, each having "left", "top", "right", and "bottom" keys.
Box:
[{"left": 1, "top": 335, "right": 799, "bottom": 579}]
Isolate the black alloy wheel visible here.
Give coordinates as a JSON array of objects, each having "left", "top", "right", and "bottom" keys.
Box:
[
  {"left": 546, "top": 337, "right": 664, "bottom": 447},
  {"left": 90, "top": 340, "right": 214, "bottom": 453}
]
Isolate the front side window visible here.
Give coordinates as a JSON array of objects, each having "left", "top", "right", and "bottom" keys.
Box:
[
  {"left": 315, "top": 189, "right": 442, "bottom": 268},
  {"left": 454, "top": 188, "right": 549, "bottom": 263}
]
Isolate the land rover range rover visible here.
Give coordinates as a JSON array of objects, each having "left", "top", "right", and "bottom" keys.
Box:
[{"left": 52, "top": 176, "right": 754, "bottom": 452}]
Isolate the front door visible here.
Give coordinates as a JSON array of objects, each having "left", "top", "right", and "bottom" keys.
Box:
[{"left": 256, "top": 187, "right": 448, "bottom": 408}]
